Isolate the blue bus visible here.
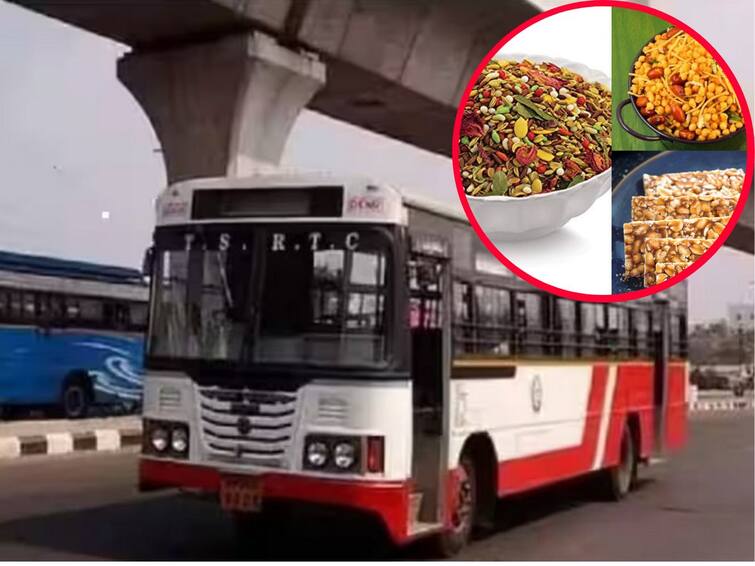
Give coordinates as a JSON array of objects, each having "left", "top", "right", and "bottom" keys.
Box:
[{"left": 0, "top": 251, "right": 148, "bottom": 419}]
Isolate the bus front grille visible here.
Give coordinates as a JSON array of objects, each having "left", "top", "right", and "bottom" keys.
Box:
[{"left": 196, "top": 386, "right": 298, "bottom": 468}]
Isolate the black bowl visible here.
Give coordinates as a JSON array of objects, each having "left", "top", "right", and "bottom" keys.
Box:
[{"left": 616, "top": 31, "right": 744, "bottom": 145}]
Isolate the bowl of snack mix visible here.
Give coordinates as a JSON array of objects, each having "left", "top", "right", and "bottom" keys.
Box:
[
  {"left": 458, "top": 55, "right": 612, "bottom": 241},
  {"left": 616, "top": 27, "right": 745, "bottom": 144}
]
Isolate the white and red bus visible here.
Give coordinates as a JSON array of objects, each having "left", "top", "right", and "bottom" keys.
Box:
[{"left": 138, "top": 171, "right": 688, "bottom": 555}]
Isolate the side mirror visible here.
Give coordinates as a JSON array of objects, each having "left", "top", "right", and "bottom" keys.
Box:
[{"left": 141, "top": 246, "right": 155, "bottom": 278}]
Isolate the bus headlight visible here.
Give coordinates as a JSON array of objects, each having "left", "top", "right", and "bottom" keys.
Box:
[
  {"left": 303, "top": 435, "right": 372, "bottom": 473},
  {"left": 150, "top": 426, "right": 169, "bottom": 453},
  {"left": 171, "top": 426, "right": 189, "bottom": 454},
  {"left": 144, "top": 419, "right": 189, "bottom": 458},
  {"left": 305, "top": 440, "right": 329, "bottom": 468},
  {"left": 333, "top": 441, "right": 357, "bottom": 470}
]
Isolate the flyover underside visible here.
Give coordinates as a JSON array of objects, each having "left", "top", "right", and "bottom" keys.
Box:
[
  {"left": 8, "top": 0, "right": 542, "bottom": 159},
  {"left": 7, "top": 0, "right": 754, "bottom": 254}
]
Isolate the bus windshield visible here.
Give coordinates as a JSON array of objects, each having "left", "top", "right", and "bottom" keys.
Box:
[{"left": 148, "top": 225, "right": 391, "bottom": 368}]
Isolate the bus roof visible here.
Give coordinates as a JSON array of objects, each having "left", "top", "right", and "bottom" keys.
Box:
[{"left": 0, "top": 250, "right": 144, "bottom": 286}]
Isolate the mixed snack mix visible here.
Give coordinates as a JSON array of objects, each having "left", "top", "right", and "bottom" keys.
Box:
[{"left": 460, "top": 59, "right": 611, "bottom": 198}]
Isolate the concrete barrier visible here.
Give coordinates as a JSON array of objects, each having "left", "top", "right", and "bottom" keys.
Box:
[
  {"left": 690, "top": 398, "right": 754, "bottom": 412},
  {"left": 0, "top": 416, "right": 141, "bottom": 460}
]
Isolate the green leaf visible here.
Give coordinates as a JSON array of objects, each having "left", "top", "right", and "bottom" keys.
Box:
[
  {"left": 513, "top": 95, "right": 558, "bottom": 121},
  {"left": 726, "top": 111, "right": 742, "bottom": 122},
  {"left": 490, "top": 171, "right": 509, "bottom": 195},
  {"left": 566, "top": 174, "right": 585, "bottom": 189},
  {"left": 514, "top": 103, "right": 536, "bottom": 119}
]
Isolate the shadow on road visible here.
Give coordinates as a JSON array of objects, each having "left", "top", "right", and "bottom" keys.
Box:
[{"left": 0, "top": 474, "right": 657, "bottom": 560}]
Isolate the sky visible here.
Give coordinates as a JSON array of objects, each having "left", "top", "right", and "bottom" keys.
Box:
[{"left": 0, "top": 0, "right": 752, "bottom": 323}]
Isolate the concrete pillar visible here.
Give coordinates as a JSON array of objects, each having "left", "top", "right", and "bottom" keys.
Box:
[{"left": 118, "top": 31, "right": 326, "bottom": 183}]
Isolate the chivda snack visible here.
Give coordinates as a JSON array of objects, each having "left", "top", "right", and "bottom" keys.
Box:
[
  {"left": 629, "top": 27, "right": 744, "bottom": 142},
  {"left": 460, "top": 59, "right": 611, "bottom": 198}
]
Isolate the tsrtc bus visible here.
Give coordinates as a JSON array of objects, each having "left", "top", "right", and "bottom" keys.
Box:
[
  {"left": 139, "top": 172, "right": 688, "bottom": 555},
  {"left": 0, "top": 251, "right": 148, "bottom": 419}
]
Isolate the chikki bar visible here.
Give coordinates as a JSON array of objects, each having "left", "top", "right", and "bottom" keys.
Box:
[
  {"left": 643, "top": 168, "right": 744, "bottom": 198},
  {"left": 643, "top": 238, "right": 714, "bottom": 287},
  {"left": 631, "top": 195, "right": 736, "bottom": 222},
  {"left": 623, "top": 217, "right": 729, "bottom": 278}
]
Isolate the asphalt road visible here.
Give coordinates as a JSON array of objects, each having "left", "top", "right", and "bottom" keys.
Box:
[{"left": 0, "top": 411, "right": 751, "bottom": 560}]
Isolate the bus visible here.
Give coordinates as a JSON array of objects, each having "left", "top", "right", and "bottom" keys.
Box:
[
  {"left": 0, "top": 251, "right": 148, "bottom": 419},
  {"left": 138, "top": 172, "right": 688, "bottom": 555}
]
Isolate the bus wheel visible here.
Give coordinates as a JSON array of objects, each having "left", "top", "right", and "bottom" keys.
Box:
[
  {"left": 434, "top": 454, "right": 477, "bottom": 557},
  {"left": 601, "top": 424, "right": 637, "bottom": 501},
  {"left": 61, "top": 379, "right": 90, "bottom": 419}
]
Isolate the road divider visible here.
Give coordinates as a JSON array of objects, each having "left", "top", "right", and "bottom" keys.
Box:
[
  {"left": 690, "top": 398, "right": 754, "bottom": 412},
  {"left": 0, "top": 416, "right": 141, "bottom": 460}
]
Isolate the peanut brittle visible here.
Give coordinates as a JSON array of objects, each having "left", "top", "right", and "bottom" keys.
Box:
[
  {"left": 631, "top": 194, "right": 736, "bottom": 222},
  {"left": 643, "top": 238, "right": 714, "bottom": 287},
  {"left": 654, "top": 262, "right": 693, "bottom": 284},
  {"left": 643, "top": 168, "right": 744, "bottom": 198},
  {"left": 623, "top": 217, "right": 729, "bottom": 278}
]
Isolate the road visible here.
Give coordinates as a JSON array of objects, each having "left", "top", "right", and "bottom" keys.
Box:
[{"left": 0, "top": 412, "right": 751, "bottom": 560}]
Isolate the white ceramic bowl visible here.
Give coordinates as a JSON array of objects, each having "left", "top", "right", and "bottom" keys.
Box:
[{"left": 464, "top": 54, "right": 612, "bottom": 242}]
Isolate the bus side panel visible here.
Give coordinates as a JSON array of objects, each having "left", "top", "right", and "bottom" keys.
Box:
[
  {"left": 450, "top": 361, "right": 660, "bottom": 496},
  {"left": 664, "top": 361, "right": 688, "bottom": 451},
  {"left": 602, "top": 362, "right": 655, "bottom": 467},
  {"left": 47, "top": 329, "right": 144, "bottom": 405},
  {"left": 0, "top": 326, "right": 59, "bottom": 405}
]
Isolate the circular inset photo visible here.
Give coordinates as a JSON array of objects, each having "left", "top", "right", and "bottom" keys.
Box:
[{"left": 452, "top": 2, "right": 752, "bottom": 301}]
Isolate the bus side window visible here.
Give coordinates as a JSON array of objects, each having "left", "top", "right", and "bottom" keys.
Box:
[
  {"left": 518, "top": 293, "right": 544, "bottom": 357},
  {"left": 79, "top": 298, "right": 104, "bottom": 328},
  {"left": 555, "top": 299, "right": 576, "bottom": 356},
  {"left": 0, "top": 290, "right": 7, "bottom": 321},
  {"left": 474, "top": 285, "right": 511, "bottom": 356},
  {"left": 36, "top": 293, "right": 50, "bottom": 325},
  {"left": 22, "top": 292, "right": 36, "bottom": 321},
  {"left": 65, "top": 298, "right": 81, "bottom": 323},
  {"left": 49, "top": 295, "right": 64, "bottom": 326},
  {"left": 579, "top": 303, "right": 598, "bottom": 356},
  {"left": 104, "top": 301, "right": 129, "bottom": 330},
  {"left": 9, "top": 291, "right": 22, "bottom": 322},
  {"left": 615, "top": 306, "right": 631, "bottom": 357},
  {"left": 634, "top": 308, "right": 652, "bottom": 357},
  {"left": 452, "top": 281, "right": 474, "bottom": 355},
  {"left": 129, "top": 302, "right": 149, "bottom": 332}
]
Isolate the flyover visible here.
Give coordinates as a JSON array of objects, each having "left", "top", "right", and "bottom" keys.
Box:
[{"left": 6, "top": 0, "right": 754, "bottom": 253}]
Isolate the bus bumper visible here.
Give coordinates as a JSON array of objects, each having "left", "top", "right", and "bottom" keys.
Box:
[{"left": 139, "top": 458, "right": 412, "bottom": 544}]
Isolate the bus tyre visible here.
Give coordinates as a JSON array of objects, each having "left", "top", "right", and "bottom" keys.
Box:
[
  {"left": 434, "top": 454, "right": 477, "bottom": 557},
  {"left": 61, "top": 379, "right": 91, "bottom": 419},
  {"left": 601, "top": 424, "right": 637, "bottom": 501}
]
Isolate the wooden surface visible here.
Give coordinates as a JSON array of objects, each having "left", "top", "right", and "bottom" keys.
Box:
[{"left": 611, "top": 7, "right": 747, "bottom": 151}]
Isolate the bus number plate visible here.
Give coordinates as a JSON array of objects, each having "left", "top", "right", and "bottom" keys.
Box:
[{"left": 220, "top": 476, "right": 262, "bottom": 512}]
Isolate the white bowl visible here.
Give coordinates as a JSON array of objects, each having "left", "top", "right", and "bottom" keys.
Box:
[{"left": 464, "top": 54, "right": 612, "bottom": 241}]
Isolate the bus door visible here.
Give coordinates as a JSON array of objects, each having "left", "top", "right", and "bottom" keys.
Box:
[
  {"left": 652, "top": 298, "right": 670, "bottom": 454},
  {"left": 408, "top": 250, "right": 450, "bottom": 527}
]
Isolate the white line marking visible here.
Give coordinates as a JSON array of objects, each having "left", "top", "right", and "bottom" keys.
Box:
[{"left": 592, "top": 365, "right": 617, "bottom": 470}]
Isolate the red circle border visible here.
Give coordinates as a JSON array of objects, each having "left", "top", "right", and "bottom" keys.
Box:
[{"left": 451, "top": 0, "right": 753, "bottom": 304}]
